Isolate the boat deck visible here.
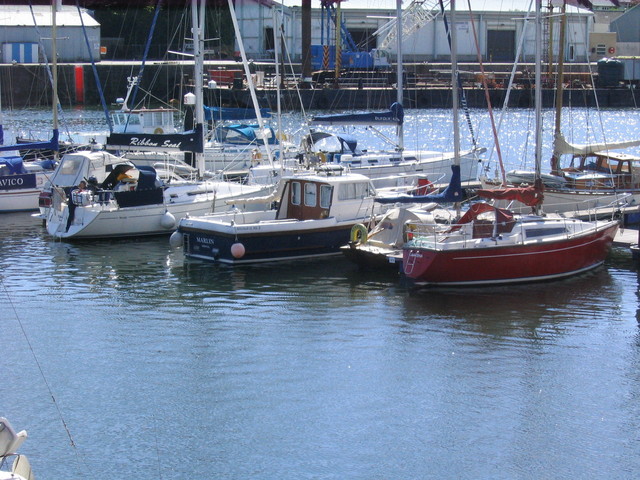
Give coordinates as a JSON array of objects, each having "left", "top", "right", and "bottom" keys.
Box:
[{"left": 613, "top": 228, "right": 638, "bottom": 247}]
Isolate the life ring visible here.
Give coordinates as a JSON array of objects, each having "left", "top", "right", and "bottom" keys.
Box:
[
  {"left": 154, "top": 127, "right": 164, "bottom": 134},
  {"left": 350, "top": 223, "right": 368, "bottom": 245},
  {"left": 608, "top": 46, "right": 616, "bottom": 55}
]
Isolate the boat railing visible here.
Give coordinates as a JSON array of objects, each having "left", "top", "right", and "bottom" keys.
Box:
[
  {"left": 550, "top": 192, "right": 631, "bottom": 221},
  {"left": 405, "top": 214, "right": 611, "bottom": 251}
]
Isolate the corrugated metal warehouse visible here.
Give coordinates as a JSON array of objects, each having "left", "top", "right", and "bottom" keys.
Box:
[{"left": 0, "top": 4, "right": 100, "bottom": 63}]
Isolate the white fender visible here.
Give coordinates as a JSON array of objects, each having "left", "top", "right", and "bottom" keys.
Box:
[
  {"left": 169, "top": 230, "right": 183, "bottom": 248},
  {"left": 160, "top": 211, "right": 176, "bottom": 229}
]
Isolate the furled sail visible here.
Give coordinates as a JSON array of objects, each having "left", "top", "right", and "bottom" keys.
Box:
[{"left": 309, "top": 102, "right": 404, "bottom": 126}]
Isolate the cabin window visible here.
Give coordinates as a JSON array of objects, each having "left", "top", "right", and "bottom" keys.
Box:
[
  {"left": 525, "top": 227, "right": 567, "bottom": 238},
  {"left": 338, "top": 182, "right": 371, "bottom": 200},
  {"left": 320, "top": 185, "right": 332, "bottom": 208},
  {"left": 58, "top": 156, "right": 83, "bottom": 175},
  {"left": 291, "top": 181, "right": 301, "bottom": 205},
  {"left": 304, "top": 183, "right": 317, "bottom": 207},
  {"left": 223, "top": 129, "right": 249, "bottom": 145}
]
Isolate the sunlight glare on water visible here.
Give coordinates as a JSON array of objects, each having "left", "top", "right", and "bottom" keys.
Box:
[{"left": 2, "top": 107, "right": 640, "bottom": 479}]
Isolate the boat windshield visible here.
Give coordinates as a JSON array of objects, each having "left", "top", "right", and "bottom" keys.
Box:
[{"left": 51, "top": 155, "right": 85, "bottom": 187}]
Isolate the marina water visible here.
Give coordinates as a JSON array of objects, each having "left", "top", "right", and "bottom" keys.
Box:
[{"left": 3, "top": 107, "right": 640, "bottom": 479}]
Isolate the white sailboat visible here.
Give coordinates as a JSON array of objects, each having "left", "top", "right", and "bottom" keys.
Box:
[
  {"left": 301, "top": 0, "right": 484, "bottom": 190},
  {"left": 43, "top": 0, "right": 274, "bottom": 240},
  {"left": 0, "top": 2, "right": 60, "bottom": 213}
]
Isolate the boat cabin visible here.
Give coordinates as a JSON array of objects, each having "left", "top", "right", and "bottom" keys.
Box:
[
  {"left": 46, "top": 151, "right": 131, "bottom": 190},
  {"left": 275, "top": 168, "right": 375, "bottom": 222},
  {"left": 562, "top": 151, "right": 640, "bottom": 190},
  {"left": 111, "top": 108, "right": 178, "bottom": 135}
]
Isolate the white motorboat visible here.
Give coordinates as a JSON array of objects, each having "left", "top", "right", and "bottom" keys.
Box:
[
  {"left": 0, "top": 417, "right": 33, "bottom": 480},
  {"left": 43, "top": 150, "right": 273, "bottom": 240}
]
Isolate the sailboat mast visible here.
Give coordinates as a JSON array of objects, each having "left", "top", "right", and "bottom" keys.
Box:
[
  {"left": 535, "top": 0, "right": 543, "bottom": 184},
  {"left": 227, "top": 0, "right": 273, "bottom": 165},
  {"left": 273, "top": 8, "right": 283, "bottom": 165},
  {"left": 52, "top": 0, "right": 59, "bottom": 160},
  {"left": 450, "top": 0, "right": 459, "bottom": 165},
  {"left": 450, "top": 0, "right": 461, "bottom": 217},
  {"left": 396, "top": 0, "right": 403, "bottom": 151},
  {"left": 550, "top": 1, "right": 567, "bottom": 175},
  {"left": 192, "top": 0, "right": 205, "bottom": 175}
]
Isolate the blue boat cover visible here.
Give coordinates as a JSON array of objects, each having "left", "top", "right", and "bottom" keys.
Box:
[
  {"left": 375, "top": 164, "right": 465, "bottom": 204},
  {"left": 304, "top": 131, "right": 359, "bottom": 154},
  {"left": 0, "top": 156, "right": 26, "bottom": 174},
  {"left": 214, "top": 124, "right": 278, "bottom": 145},
  {"left": 136, "top": 165, "right": 159, "bottom": 190},
  {"left": 0, "top": 129, "right": 59, "bottom": 153},
  {"left": 309, "top": 102, "right": 404, "bottom": 126},
  {"left": 205, "top": 106, "right": 271, "bottom": 121}
]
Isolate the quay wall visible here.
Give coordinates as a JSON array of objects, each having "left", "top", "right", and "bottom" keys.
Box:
[{"left": 1, "top": 63, "right": 638, "bottom": 111}]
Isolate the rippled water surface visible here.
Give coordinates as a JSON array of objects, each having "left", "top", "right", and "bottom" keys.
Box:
[{"left": 3, "top": 108, "right": 640, "bottom": 479}]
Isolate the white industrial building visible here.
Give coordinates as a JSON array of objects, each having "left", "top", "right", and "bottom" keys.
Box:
[
  {"left": 0, "top": 4, "right": 100, "bottom": 63},
  {"left": 233, "top": 0, "right": 603, "bottom": 64}
]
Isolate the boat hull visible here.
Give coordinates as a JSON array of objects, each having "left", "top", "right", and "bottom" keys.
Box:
[
  {"left": 47, "top": 199, "right": 214, "bottom": 239},
  {"left": 180, "top": 218, "right": 357, "bottom": 264},
  {"left": 0, "top": 172, "right": 48, "bottom": 212},
  {"left": 0, "top": 187, "right": 42, "bottom": 212},
  {"left": 403, "top": 221, "right": 619, "bottom": 286},
  {"left": 45, "top": 172, "right": 274, "bottom": 239}
]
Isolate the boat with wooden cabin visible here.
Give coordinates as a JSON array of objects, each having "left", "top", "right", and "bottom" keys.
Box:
[{"left": 172, "top": 166, "right": 379, "bottom": 264}]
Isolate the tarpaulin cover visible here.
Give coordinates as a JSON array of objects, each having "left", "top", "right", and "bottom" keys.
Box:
[
  {"left": 375, "top": 164, "right": 464, "bottom": 204},
  {"left": 476, "top": 184, "right": 544, "bottom": 207},
  {"left": 309, "top": 102, "right": 404, "bottom": 126}
]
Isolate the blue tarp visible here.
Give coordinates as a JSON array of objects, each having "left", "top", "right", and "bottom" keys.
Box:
[
  {"left": 136, "top": 165, "right": 159, "bottom": 190},
  {"left": 309, "top": 102, "right": 404, "bottom": 126},
  {"left": 0, "top": 156, "right": 27, "bottom": 174},
  {"left": 304, "top": 131, "right": 359, "bottom": 154},
  {"left": 375, "top": 164, "right": 465, "bottom": 204},
  {"left": 214, "top": 124, "right": 278, "bottom": 145},
  {"left": 0, "top": 129, "right": 59, "bottom": 153}
]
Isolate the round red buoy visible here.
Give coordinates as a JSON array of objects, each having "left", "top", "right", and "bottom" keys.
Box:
[{"left": 230, "top": 243, "right": 245, "bottom": 259}]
